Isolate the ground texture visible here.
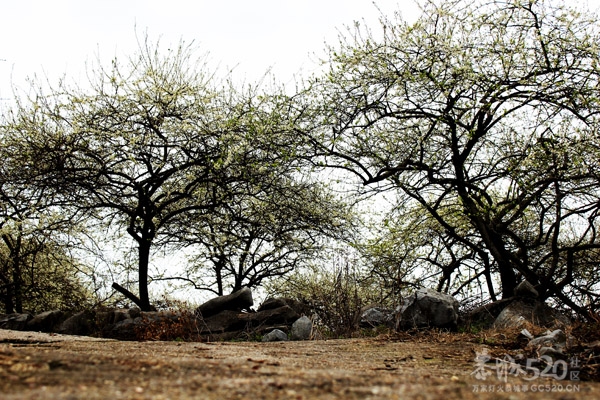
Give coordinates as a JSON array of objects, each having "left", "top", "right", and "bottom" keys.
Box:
[{"left": 0, "top": 329, "right": 597, "bottom": 399}]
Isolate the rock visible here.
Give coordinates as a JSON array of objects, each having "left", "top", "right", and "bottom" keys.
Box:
[
  {"left": 110, "top": 317, "right": 139, "bottom": 340},
  {"left": 0, "top": 313, "right": 33, "bottom": 330},
  {"left": 514, "top": 280, "right": 539, "bottom": 298},
  {"left": 492, "top": 300, "right": 570, "bottom": 329},
  {"left": 258, "top": 298, "right": 288, "bottom": 311},
  {"left": 128, "top": 307, "right": 142, "bottom": 319},
  {"left": 195, "top": 287, "right": 253, "bottom": 318},
  {"left": 397, "top": 288, "right": 459, "bottom": 330},
  {"left": 359, "top": 307, "right": 394, "bottom": 328},
  {"left": 26, "top": 310, "right": 68, "bottom": 332},
  {"left": 257, "top": 298, "right": 313, "bottom": 317},
  {"left": 262, "top": 329, "right": 289, "bottom": 342},
  {"left": 291, "top": 316, "right": 312, "bottom": 340},
  {"left": 459, "top": 298, "right": 514, "bottom": 331},
  {"left": 199, "top": 305, "right": 299, "bottom": 334},
  {"left": 56, "top": 310, "right": 97, "bottom": 336}
]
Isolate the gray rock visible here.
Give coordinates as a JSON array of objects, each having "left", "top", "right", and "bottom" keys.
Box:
[
  {"left": 262, "top": 329, "right": 289, "bottom": 342},
  {"left": 493, "top": 300, "right": 570, "bottom": 329},
  {"left": 360, "top": 307, "right": 394, "bottom": 328},
  {"left": 0, "top": 313, "right": 33, "bottom": 330},
  {"left": 291, "top": 316, "right": 312, "bottom": 340},
  {"left": 26, "top": 310, "right": 68, "bottom": 332},
  {"left": 397, "top": 288, "right": 459, "bottom": 330},
  {"left": 110, "top": 317, "right": 139, "bottom": 340},
  {"left": 199, "top": 306, "right": 299, "bottom": 334},
  {"left": 257, "top": 298, "right": 313, "bottom": 316},
  {"left": 195, "top": 287, "right": 253, "bottom": 318},
  {"left": 257, "top": 298, "right": 288, "bottom": 312},
  {"left": 56, "top": 310, "right": 97, "bottom": 336}
]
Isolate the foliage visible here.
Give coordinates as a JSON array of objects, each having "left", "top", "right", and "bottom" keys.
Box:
[
  {"left": 0, "top": 122, "right": 93, "bottom": 313},
  {"left": 297, "top": 0, "right": 600, "bottom": 317},
  {"left": 0, "top": 226, "right": 92, "bottom": 314},
  {"left": 1, "top": 37, "right": 349, "bottom": 310}
]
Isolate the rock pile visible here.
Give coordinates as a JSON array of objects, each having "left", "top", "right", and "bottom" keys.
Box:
[{"left": 0, "top": 288, "right": 313, "bottom": 342}]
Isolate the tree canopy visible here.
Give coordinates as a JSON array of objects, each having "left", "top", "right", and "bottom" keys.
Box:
[
  {"left": 2, "top": 40, "right": 352, "bottom": 310},
  {"left": 296, "top": 0, "right": 600, "bottom": 316}
]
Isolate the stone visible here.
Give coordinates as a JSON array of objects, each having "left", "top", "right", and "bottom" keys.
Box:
[
  {"left": 26, "top": 310, "right": 68, "bottom": 332},
  {"left": 257, "top": 298, "right": 288, "bottom": 311},
  {"left": 291, "top": 316, "right": 312, "bottom": 340},
  {"left": 359, "top": 307, "right": 394, "bottom": 328},
  {"left": 262, "top": 329, "right": 289, "bottom": 342},
  {"left": 459, "top": 298, "right": 514, "bottom": 331},
  {"left": 397, "top": 288, "right": 459, "bottom": 330},
  {"left": 0, "top": 313, "right": 33, "bottom": 330},
  {"left": 56, "top": 310, "right": 97, "bottom": 336},
  {"left": 110, "top": 317, "right": 139, "bottom": 340},
  {"left": 492, "top": 300, "right": 570, "bottom": 329},
  {"left": 199, "top": 305, "right": 299, "bottom": 334},
  {"left": 257, "top": 297, "right": 313, "bottom": 317},
  {"left": 195, "top": 287, "right": 253, "bottom": 318},
  {"left": 514, "top": 280, "right": 539, "bottom": 298}
]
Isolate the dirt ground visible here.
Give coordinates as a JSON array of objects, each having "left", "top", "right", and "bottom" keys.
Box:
[{"left": 0, "top": 329, "right": 597, "bottom": 399}]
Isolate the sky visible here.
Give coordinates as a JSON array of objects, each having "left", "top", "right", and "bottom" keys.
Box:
[
  {"left": 3, "top": 0, "right": 600, "bottom": 101},
  {"left": 0, "top": 0, "right": 418, "bottom": 100}
]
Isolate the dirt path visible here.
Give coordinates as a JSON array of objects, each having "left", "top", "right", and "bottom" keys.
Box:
[{"left": 0, "top": 329, "right": 596, "bottom": 399}]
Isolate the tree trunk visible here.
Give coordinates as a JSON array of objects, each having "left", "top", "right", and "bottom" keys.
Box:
[
  {"left": 2, "top": 283, "right": 15, "bottom": 314},
  {"left": 137, "top": 239, "right": 153, "bottom": 311},
  {"left": 11, "top": 234, "right": 24, "bottom": 313}
]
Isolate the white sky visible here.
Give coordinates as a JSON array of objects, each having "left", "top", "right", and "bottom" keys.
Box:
[
  {"left": 0, "top": 0, "right": 417, "bottom": 99},
  {"left": 2, "top": 0, "right": 600, "bottom": 100}
]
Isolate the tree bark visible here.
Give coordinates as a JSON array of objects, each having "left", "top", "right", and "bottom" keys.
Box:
[{"left": 137, "top": 239, "right": 153, "bottom": 311}]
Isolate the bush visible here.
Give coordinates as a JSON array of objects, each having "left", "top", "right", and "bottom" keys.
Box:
[{"left": 266, "top": 258, "right": 396, "bottom": 338}]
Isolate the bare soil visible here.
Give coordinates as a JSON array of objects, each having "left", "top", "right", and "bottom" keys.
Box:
[{"left": 0, "top": 329, "right": 596, "bottom": 399}]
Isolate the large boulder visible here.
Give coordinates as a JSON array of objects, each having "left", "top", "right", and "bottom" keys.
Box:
[
  {"left": 492, "top": 299, "right": 570, "bottom": 329},
  {"left": 396, "top": 288, "right": 459, "bottom": 330},
  {"left": 460, "top": 298, "right": 514, "bottom": 330},
  {"left": 26, "top": 310, "right": 69, "bottom": 333},
  {"left": 0, "top": 313, "right": 33, "bottom": 331},
  {"left": 56, "top": 310, "right": 97, "bottom": 336},
  {"left": 195, "top": 287, "right": 253, "bottom": 318},
  {"left": 258, "top": 297, "right": 313, "bottom": 317}
]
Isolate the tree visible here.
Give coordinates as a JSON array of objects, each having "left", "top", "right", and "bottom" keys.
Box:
[
  {"left": 0, "top": 136, "right": 91, "bottom": 313},
  {"left": 297, "top": 0, "right": 600, "bottom": 316},
  {"left": 4, "top": 40, "right": 294, "bottom": 310},
  {"left": 4, "top": 39, "right": 343, "bottom": 310},
  {"left": 175, "top": 175, "right": 353, "bottom": 296},
  {"left": 361, "top": 201, "right": 497, "bottom": 305}
]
